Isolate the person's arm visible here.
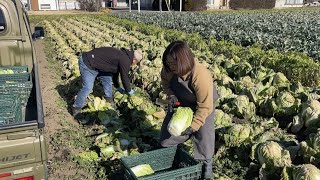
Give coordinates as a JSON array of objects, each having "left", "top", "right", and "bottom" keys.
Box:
[
  {"left": 112, "top": 73, "right": 120, "bottom": 88},
  {"left": 119, "top": 60, "right": 132, "bottom": 92},
  {"left": 190, "top": 66, "right": 214, "bottom": 131},
  {"left": 161, "top": 68, "right": 174, "bottom": 96}
]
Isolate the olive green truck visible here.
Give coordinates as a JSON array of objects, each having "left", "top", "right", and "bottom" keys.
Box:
[{"left": 0, "top": 0, "right": 47, "bottom": 180}]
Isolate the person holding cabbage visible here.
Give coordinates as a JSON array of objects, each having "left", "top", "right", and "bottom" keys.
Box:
[{"left": 160, "top": 41, "right": 217, "bottom": 180}]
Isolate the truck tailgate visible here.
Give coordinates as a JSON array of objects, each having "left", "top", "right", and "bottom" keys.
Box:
[{"left": 0, "top": 126, "right": 46, "bottom": 170}]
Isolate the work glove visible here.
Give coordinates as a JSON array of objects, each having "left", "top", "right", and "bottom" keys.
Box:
[
  {"left": 117, "top": 87, "right": 125, "bottom": 94},
  {"left": 128, "top": 89, "right": 135, "bottom": 95},
  {"left": 181, "top": 127, "right": 194, "bottom": 136},
  {"left": 168, "top": 95, "right": 179, "bottom": 113}
]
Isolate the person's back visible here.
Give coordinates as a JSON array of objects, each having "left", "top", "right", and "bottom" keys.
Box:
[
  {"left": 72, "top": 47, "right": 142, "bottom": 117},
  {"left": 82, "top": 47, "right": 133, "bottom": 74}
]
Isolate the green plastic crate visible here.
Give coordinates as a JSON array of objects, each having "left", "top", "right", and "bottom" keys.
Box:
[
  {"left": 121, "top": 147, "right": 202, "bottom": 180},
  {"left": 0, "top": 66, "right": 30, "bottom": 82},
  {"left": 0, "top": 94, "right": 22, "bottom": 125},
  {"left": 0, "top": 81, "right": 32, "bottom": 105}
]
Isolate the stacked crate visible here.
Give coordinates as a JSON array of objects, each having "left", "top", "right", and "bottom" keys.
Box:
[{"left": 0, "top": 66, "right": 32, "bottom": 125}]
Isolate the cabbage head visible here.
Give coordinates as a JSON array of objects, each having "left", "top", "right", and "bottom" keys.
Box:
[
  {"left": 77, "top": 151, "right": 99, "bottom": 162},
  {"left": 259, "top": 98, "right": 278, "bottom": 116},
  {"left": 223, "top": 124, "right": 251, "bottom": 147},
  {"left": 0, "top": 69, "right": 14, "bottom": 74},
  {"left": 242, "top": 82, "right": 274, "bottom": 105},
  {"left": 236, "top": 76, "right": 255, "bottom": 92},
  {"left": 310, "top": 129, "right": 320, "bottom": 152},
  {"left": 291, "top": 100, "right": 320, "bottom": 133},
  {"left": 100, "top": 145, "right": 116, "bottom": 159},
  {"left": 302, "top": 100, "right": 320, "bottom": 127},
  {"left": 98, "top": 110, "right": 119, "bottom": 126},
  {"left": 231, "top": 95, "right": 256, "bottom": 119},
  {"left": 290, "top": 82, "right": 305, "bottom": 95},
  {"left": 272, "top": 72, "right": 290, "bottom": 88},
  {"left": 168, "top": 107, "right": 194, "bottom": 136},
  {"left": 228, "top": 61, "right": 252, "bottom": 78},
  {"left": 87, "top": 96, "right": 113, "bottom": 111},
  {"left": 214, "top": 109, "right": 233, "bottom": 128},
  {"left": 276, "top": 92, "right": 295, "bottom": 109},
  {"left": 250, "top": 66, "right": 275, "bottom": 82},
  {"left": 281, "top": 164, "right": 320, "bottom": 180},
  {"left": 300, "top": 92, "right": 320, "bottom": 102},
  {"left": 223, "top": 58, "right": 235, "bottom": 69},
  {"left": 216, "top": 86, "right": 234, "bottom": 106},
  {"left": 275, "top": 92, "right": 300, "bottom": 115},
  {"left": 217, "top": 74, "right": 234, "bottom": 88},
  {"left": 210, "top": 64, "right": 222, "bottom": 80},
  {"left": 137, "top": 101, "right": 157, "bottom": 115},
  {"left": 213, "top": 54, "right": 227, "bottom": 65},
  {"left": 292, "top": 164, "right": 320, "bottom": 180},
  {"left": 257, "top": 141, "right": 291, "bottom": 170},
  {"left": 131, "top": 164, "right": 155, "bottom": 177},
  {"left": 300, "top": 129, "right": 320, "bottom": 164},
  {"left": 128, "top": 95, "right": 144, "bottom": 107}
]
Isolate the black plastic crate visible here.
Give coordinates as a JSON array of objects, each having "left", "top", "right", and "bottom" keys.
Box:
[
  {"left": 0, "top": 81, "right": 32, "bottom": 105},
  {"left": 0, "top": 66, "right": 30, "bottom": 82},
  {"left": 121, "top": 146, "right": 202, "bottom": 180}
]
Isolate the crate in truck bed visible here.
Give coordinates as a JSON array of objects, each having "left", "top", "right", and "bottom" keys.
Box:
[
  {"left": 0, "top": 94, "right": 22, "bottom": 125},
  {"left": 0, "top": 81, "right": 32, "bottom": 105},
  {"left": 0, "top": 65, "right": 30, "bottom": 82},
  {"left": 121, "top": 146, "right": 202, "bottom": 180}
]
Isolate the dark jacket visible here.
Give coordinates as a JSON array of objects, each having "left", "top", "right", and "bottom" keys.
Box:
[{"left": 83, "top": 47, "right": 134, "bottom": 92}]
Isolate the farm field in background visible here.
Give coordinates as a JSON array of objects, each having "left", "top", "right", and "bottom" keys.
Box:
[
  {"left": 113, "top": 9, "right": 320, "bottom": 61},
  {"left": 30, "top": 11, "right": 320, "bottom": 180}
]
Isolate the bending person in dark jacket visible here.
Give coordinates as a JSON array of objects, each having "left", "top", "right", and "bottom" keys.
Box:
[{"left": 72, "top": 47, "right": 143, "bottom": 116}]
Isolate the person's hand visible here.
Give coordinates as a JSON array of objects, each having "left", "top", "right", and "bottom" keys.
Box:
[
  {"left": 169, "top": 95, "right": 179, "bottom": 106},
  {"left": 181, "top": 127, "right": 194, "bottom": 136},
  {"left": 128, "top": 89, "right": 135, "bottom": 95},
  {"left": 167, "top": 95, "right": 179, "bottom": 113},
  {"left": 117, "top": 87, "right": 125, "bottom": 94}
]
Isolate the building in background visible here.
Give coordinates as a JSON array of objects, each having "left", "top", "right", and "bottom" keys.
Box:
[
  {"left": 275, "top": 0, "right": 304, "bottom": 8},
  {"left": 108, "top": 0, "right": 152, "bottom": 9},
  {"left": 26, "top": 0, "right": 82, "bottom": 10}
]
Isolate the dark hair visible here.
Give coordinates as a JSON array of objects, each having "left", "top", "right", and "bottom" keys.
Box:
[{"left": 162, "top": 41, "right": 195, "bottom": 76}]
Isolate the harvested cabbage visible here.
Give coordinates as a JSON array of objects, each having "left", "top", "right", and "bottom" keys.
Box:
[
  {"left": 0, "top": 69, "right": 14, "bottom": 74},
  {"left": 168, "top": 107, "right": 193, "bottom": 136},
  {"left": 131, "top": 164, "right": 155, "bottom": 177}
]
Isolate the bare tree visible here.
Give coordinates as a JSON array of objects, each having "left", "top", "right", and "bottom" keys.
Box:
[{"left": 77, "top": 0, "right": 102, "bottom": 11}]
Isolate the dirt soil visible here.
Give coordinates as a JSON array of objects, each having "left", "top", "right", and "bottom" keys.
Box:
[{"left": 35, "top": 40, "right": 98, "bottom": 180}]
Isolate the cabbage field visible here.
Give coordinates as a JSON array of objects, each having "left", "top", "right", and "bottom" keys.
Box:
[
  {"left": 37, "top": 12, "right": 320, "bottom": 180},
  {"left": 113, "top": 9, "right": 320, "bottom": 61}
]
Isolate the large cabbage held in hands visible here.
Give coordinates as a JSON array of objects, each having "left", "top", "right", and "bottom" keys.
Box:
[{"left": 168, "top": 107, "right": 194, "bottom": 136}]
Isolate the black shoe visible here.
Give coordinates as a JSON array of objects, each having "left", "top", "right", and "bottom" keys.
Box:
[{"left": 72, "top": 107, "right": 82, "bottom": 117}]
